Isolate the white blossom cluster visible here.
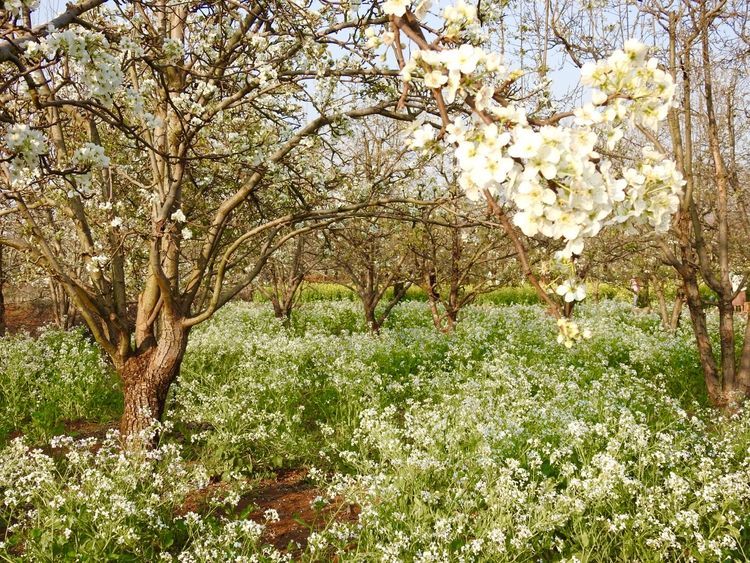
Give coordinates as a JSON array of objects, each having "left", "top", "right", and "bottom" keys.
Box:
[
  {"left": 161, "top": 37, "right": 184, "bottom": 63},
  {"left": 556, "top": 278, "right": 586, "bottom": 303},
  {"left": 403, "top": 41, "right": 683, "bottom": 263},
  {"left": 69, "top": 142, "right": 110, "bottom": 191},
  {"left": 382, "top": 8, "right": 684, "bottom": 319},
  {"left": 381, "top": 0, "right": 414, "bottom": 17},
  {"left": 579, "top": 39, "right": 676, "bottom": 132},
  {"left": 3, "top": 0, "right": 39, "bottom": 17},
  {"left": 3, "top": 123, "right": 47, "bottom": 179},
  {"left": 443, "top": 0, "right": 478, "bottom": 37},
  {"left": 556, "top": 316, "right": 592, "bottom": 348},
  {"left": 25, "top": 28, "right": 124, "bottom": 105},
  {"left": 400, "top": 44, "right": 505, "bottom": 104},
  {"left": 71, "top": 143, "right": 110, "bottom": 169}
]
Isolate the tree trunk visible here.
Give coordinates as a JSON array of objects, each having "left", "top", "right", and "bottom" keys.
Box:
[
  {"left": 683, "top": 277, "right": 723, "bottom": 403},
  {"left": 119, "top": 315, "right": 188, "bottom": 443},
  {"left": 270, "top": 296, "right": 285, "bottom": 319},
  {"left": 363, "top": 300, "right": 381, "bottom": 333},
  {"left": 735, "top": 314, "right": 750, "bottom": 394},
  {"left": 273, "top": 297, "right": 293, "bottom": 327},
  {"left": 444, "top": 308, "right": 457, "bottom": 333},
  {"left": 50, "top": 278, "right": 77, "bottom": 330},
  {"left": 717, "top": 300, "right": 736, "bottom": 392},
  {"left": 0, "top": 245, "right": 5, "bottom": 337},
  {"left": 637, "top": 278, "right": 650, "bottom": 309},
  {"left": 656, "top": 285, "right": 669, "bottom": 329},
  {"left": 669, "top": 292, "right": 684, "bottom": 331}
]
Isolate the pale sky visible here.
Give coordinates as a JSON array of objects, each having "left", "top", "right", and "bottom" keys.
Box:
[{"left": 32, "top": 0, "right": 594, "bottom": 113}]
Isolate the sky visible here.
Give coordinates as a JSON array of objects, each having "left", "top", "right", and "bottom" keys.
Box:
[{"left": 33, "top": 0, "right": 586, "bottom": 99}]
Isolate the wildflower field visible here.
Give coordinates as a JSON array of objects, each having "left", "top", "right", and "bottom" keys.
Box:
[{"left": 1, "top": 300, "right": 749, "bottom": 562}]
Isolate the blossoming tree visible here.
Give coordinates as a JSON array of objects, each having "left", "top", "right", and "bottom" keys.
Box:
[
  {"left": 1, "top": 0, "right": 689, "bottom": 443},
  {"left": 321, "top": 120, "right": 422, "bottom": 332},
  {"left": 550, "top": 0, "right": 750, "bottom": 405},
  {"left": 375, "top": 0, "right": 684, "bottom": 344},
  {"left": 0, "top": 0, "right": 420, "bottom": 441},
  {"left": 410, "top": 168, "right": 517, "bottom": 333}
]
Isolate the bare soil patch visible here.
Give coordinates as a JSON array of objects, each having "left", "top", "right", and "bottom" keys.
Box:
[
  {"left": 4, "top": 302, "right": 55, "bottom": 334},
  {"left": 180, "top": 468, "right": 359, "bottom": 554}
]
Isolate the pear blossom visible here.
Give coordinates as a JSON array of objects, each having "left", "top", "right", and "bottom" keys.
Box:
[
  {"left": 171, "top": 209, "right": 187, "bottom": 223},
  {"left": 382, "top": 0, "right": 409, "bottom": 16},
  {"left": 25, "top": 28, "right": 124, "bottom": 105},
  {"left": 72, "top": 143, "right": 110, "bottom": 168},
  {"left": 507, "top": 128, "right": 542, "bottom": 159},
  {"left": 423, "top": 70, "right": 448, "bottom": 89},
  {"left": 444, "top": 44, "right": 482, "bottom": 75},
  {"left": 400, "top": 27, "right": 683, "bottom": 274},
  {"left": 443, "top": 0, "right": 477, "bottom": 24},
  {"left": 591, "top": 89, "right": 608, "bottom": 105},
  {"left": 396, "top": 17, "right": 684, "bottom": 345},
  {"left": 556, "top": 279, "right": 586, "bottom": 303},
  {"left": 556, "top": 317, "right": 591, "bottom": 347},
  {"left": 474, "top": 85, "right": 494, "bottom": 111},
  {"left": 4, "top": 124, "right": 47, "bottom": 168},
  {"left": 410, "top": 124, "right": 435, "bottom": 149}
]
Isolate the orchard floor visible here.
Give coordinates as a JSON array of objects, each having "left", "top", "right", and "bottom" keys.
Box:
[
  {"left": 1, "top": 300, "right": 749, "bottom": 562},
  {"left": 3, "top": 302, "right": 57, "bottom": 335}
]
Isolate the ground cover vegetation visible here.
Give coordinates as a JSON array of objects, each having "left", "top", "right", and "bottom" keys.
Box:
[
  {"left": 1, "top": 0, "right": 750, "bottom": 559},
  {"left": 1, "top": 300, "right": 750, "bottom": 561}
]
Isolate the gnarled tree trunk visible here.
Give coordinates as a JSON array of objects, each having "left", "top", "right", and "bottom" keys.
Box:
[
  {"left": 363, "top": 299, "right": 382, "bottom": 333},
  {"left": 0, "top": 244, "right": 5, "bottom": 337},
  {"left": 119, "top": 314, "right": 189, "bottom": 442},
  {"left": 669, "top": 291, "right": 684, "bottom": 331}
]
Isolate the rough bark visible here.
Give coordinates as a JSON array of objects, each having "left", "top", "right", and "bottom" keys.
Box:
[
  {"left": 269, "top": 275, "right": 303, "bottom": 325},
  {"left": 736, "top": 315, "right": 750, "bottom": 393},
  {"left": 0, "top": 245, "right": 5, "bottom": 337},
  {"left": 363, "top": 300, "right": 382, "bottom": 333},
  {"left": 659, "top": 12, "right": 749, "bottom": 408},
  {"left": 682, "top": 277, "right": 722, "bottom": 403},
  {"left": 119, "top": 314, "right": 188, "bottom": 443},
  {"left": 656, "top": 285, "right": 669, "bottom": 329},
  {"left": 655, "top": 284, "right": 684, "bottom": 332}
]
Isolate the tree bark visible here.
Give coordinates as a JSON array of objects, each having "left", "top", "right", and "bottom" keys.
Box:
[
  {"left": 735, "top": 313, "right": 750, "bottom": 394},
  {"left": 717, "top": 300, "right": 736, "bottom": 390},
  {"left": 669, "top": 292, "right": 684, "bottom": 331},
  {"left": 50, "top": 278, "right": 77, "bottom": 330},
  {"left": 0, "top": 245, "right": 5, "bottom": 337},
  {"left": 270, "top": 295, "right": 294, "bottom": 327},
  {"left": 682, "top": 277, "right": 722, "bottom": 403},
  {"left": 444, "top": 308, "right": 457, "bottom": 333},
  {"left": 119, "top": 314, "right": 188, "bottom": 443},
  {"left": 363, "top": 300, "right": 381, "bottom": 333},
  {"left": 656, "top": 285, "right": 670, "bottom": 329},
  {"left": 271, "top": 297, "right": 285, "bottom": 319}
]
